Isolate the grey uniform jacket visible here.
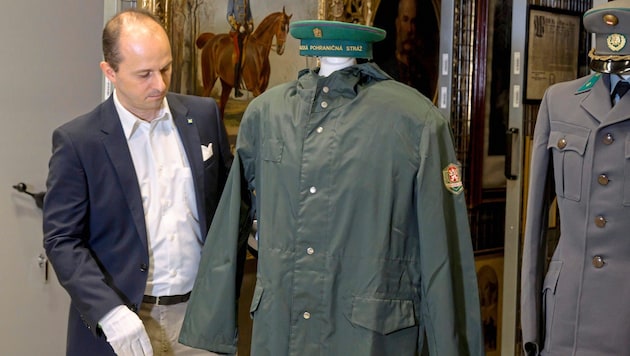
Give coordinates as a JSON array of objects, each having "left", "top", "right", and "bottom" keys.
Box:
[
  {"left": 179, "top": 63, "right": 483, "bottom": 356},
  {"left": 521, "top": 72, "right": 630, "bottom": 355}
]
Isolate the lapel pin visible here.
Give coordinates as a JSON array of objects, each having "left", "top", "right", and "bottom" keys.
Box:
[{"left": 187, "top": 118, "right": 193, "bottom": 124}]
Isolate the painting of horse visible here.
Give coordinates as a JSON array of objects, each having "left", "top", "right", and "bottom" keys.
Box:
[{"left": 196, "top": 7, "right": 292, "bottom": 118}]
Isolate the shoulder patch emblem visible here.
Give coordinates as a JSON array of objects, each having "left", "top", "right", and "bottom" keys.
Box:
[{"left": 443, "top": 163, "right": 463, "bottom": 195}]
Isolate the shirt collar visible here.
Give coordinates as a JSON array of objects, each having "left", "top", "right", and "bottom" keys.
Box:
[
  {"left": 113, "top": 89, "right": 173, "bottom": 139},
  {"left": 610, "top": 73, "right": 630, "bottom": 94}
]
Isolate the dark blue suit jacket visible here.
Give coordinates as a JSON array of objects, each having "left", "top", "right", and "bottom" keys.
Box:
[{"left": 43, "top": 93, "right": 232, "bottom": 355}]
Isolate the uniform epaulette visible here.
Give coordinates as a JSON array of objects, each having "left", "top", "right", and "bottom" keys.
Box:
[{"left": 576, "top": 73, "right": 601, "bottom": 94}]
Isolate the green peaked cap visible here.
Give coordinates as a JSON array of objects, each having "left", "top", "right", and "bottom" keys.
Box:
[{"left": 290, "top": 20, "right": 386, "bottom": 58}]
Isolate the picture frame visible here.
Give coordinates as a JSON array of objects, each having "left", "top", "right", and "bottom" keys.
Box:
[
  {"left": 525, "top": 6, "right": 581, "bottom": 101},
  {"left": 475, "top": 251, "right": 504, "bottom": 356}
]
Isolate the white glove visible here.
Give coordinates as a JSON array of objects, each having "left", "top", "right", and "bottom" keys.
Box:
[{"left": 99, "top": 305, "right": 153, "bottom": 356}]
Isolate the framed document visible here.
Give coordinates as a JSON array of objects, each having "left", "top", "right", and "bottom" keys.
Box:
[{"left": 525, "top": 6, "right": 581, "bottom": 101}]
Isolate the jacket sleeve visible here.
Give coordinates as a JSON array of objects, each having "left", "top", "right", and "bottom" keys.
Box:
[
  {"left": 520, "top": 89, "right": 555, "bottom": 355},
  {"left": 179, "top": 153, "right": 250, "bottom": 354},
  {"left": 415, "top": 109, "right": 484, "bottom": 355},
  {"left": 43, "top": 127, "right": 125, "bottom": 334}
]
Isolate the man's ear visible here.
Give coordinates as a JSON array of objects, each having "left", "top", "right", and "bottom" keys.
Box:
[{"left": 100, "top": 61, "right": 116, "bottom": 83}]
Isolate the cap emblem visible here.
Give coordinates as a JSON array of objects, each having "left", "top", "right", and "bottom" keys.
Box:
[
  {"left": 607, "top": 33, "right": 626, "bottom": 52},
  {"left": 313, "top": 27, "right": 322, "bottom": 38}
]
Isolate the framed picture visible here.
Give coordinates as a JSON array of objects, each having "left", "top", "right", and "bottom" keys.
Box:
[
  {"left": 525, "top": 6, "right": 581, "bottom": 101},
  {"left": 475, "top": 251, "right": 504, "bottom": 356},
  {"left": 372, "top": 0, "right": 441, "bottom": 102}
]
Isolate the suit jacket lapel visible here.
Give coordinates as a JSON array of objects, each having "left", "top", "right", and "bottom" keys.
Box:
[
  {"left": 98, "top": 97, "right": 149, "bottom": 250},
  {"left": 168, "top": 94, "right": 208, "bottom": 235},
  {"left": 581, "top": 73, "right": 611, "bottom": 125}
]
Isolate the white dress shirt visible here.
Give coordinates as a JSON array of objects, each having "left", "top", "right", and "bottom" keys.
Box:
[{"left": 114, "top": 91, "right": 202, "bottom": 297}]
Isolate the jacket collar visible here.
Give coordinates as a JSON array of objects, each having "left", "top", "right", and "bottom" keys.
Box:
[{"left": 580, "top": 73, "right": 630, "bottom": 126}]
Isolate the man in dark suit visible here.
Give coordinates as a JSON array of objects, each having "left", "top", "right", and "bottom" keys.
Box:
[{"left": 43, "top": 8, "right": 231, "bottom": 356}]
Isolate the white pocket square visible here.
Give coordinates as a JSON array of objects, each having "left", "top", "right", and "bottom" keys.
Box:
[{"left": 201, "top": 143, "right": 213, "bottom": 161}]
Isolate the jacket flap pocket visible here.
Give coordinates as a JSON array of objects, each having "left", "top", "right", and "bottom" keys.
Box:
[
  {"left": 548, "top": 122, "right": 590, "bottom": 155},
  {"left": 542, "top": 260, "right": 563, "bottom": 293},
  {"left": 350, "top": 296, "right": 416, "bottom": 335},
  {"left": 249, "top": 283, "right": 264, "bottom": 318}
]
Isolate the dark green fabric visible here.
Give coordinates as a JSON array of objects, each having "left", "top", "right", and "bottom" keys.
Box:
[{"left": 180, "top": 63, "right": 483, "bottom": 355}]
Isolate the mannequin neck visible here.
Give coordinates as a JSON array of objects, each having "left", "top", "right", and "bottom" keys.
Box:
[{"left": 319, "top": 57, "right": 357, "bottom": 77}]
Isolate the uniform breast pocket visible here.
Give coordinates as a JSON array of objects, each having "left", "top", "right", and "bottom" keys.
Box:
[
  {"left": 548, "top": 122, "right": 590, "bottom": 201},
  {"left": 262, "top": 138, "right": 283, "bottom": 163}
]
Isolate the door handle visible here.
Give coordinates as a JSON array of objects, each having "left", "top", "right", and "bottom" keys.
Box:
[{"left": 505, "top": 127, "right": 519, "bottom": 180}]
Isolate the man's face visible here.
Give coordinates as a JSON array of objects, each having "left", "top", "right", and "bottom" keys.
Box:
[
  {"left": 395, "top": 0, "right": 417, "bottom": 57},
  {"left": 331, "top": 0, "right": 344, "bottom": 18},
  {"left": 101, "top": 22, "right": 172, "bottom": 121}
]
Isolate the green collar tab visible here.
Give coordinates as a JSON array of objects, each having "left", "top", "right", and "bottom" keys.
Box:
[{"left": 576, "top": 73, "right": 602, "bottom": 94}]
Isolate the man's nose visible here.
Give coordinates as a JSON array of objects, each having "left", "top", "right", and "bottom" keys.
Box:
[{"left": 154, "top": 73, "right": 168, "bottom": 91}]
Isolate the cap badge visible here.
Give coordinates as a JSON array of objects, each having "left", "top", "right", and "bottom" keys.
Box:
[
  {"left": 603, "top": 14, "right": 619, "bottom": 26},
  {"left": 607, "top": 33, "right": 626, "bottom": 52},
  {"left": 442, "top": 163, "right": 463, "bottom": 195},
  {"left": 313, "top": 27, "right": 322, "bottom": 38}
]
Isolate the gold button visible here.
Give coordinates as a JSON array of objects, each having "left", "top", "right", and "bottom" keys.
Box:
[
  {"left": 603, "top": 133, "right": 614, "bottom": 145},
  {"left": 604, "top": 14, "right": 619, "bottom": 26},
  {"left": 309, "top": 186, "right": 317, "bottom": 194},
  {"left": 322, "top": 86, "right": 330, "bottom": 93},
  {"left": 321, "top": 101, "right": 328, "bottom": 108},
  {"left": 303, "top": 311, "right": 311, "bottom": 319},
  {"left": 592, "top": 256, "right": 605, "bottom": 268},
  {"left": 598, "top": 174, "right": 610, "bottom": 185},
  {"left": 306, "top": 247, "right": 314, "bottom": 255},
  {"left": 316, "top": 126, "right": 323, "bottom": 133},
  {"left": 557, "top": 138, "right": 567, "bottom": 149},
  {"left": 595, "top": 216, "right": 607, "bottom": 228}
]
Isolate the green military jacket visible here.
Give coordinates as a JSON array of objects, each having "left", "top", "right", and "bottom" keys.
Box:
[{"left": 180, "top": 63, "right": 483, "bottom": 355}]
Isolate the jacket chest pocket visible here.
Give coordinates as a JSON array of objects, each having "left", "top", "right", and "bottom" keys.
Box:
[
  {"left": 262, "top": 138, "right": 283, "bottom": 163},
  {"left": 548, "top": 122, "right": 590, "bottom": 202}
]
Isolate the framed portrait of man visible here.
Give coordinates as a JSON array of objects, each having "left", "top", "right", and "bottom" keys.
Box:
[{"left": 372, "top": 0, "right": 441, "bottom": 102}]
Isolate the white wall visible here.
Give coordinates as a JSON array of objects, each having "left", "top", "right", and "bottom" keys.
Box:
[{"left": 0, "top": 1, "right": 103, "bottom": 354}]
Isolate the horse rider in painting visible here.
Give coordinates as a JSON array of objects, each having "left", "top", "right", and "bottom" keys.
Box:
[{"left": 227, "top": 0, "right": 254, "bottom": 97}]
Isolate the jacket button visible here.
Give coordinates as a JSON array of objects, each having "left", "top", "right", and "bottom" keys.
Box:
[
  {"left": 598, "top": 174, "right": 610, "bottom": 185},
  {"left": 595, "top": 216, "right": 607, "bottom": 228},
  {"left": 303, "top": 311, "right": 311, "bottom": 319},
  {"left": 140, "top": 263, "right": 148, "bottom": 272},
  {"left": 557, "top": 138, "right": 567, "bottom": 149},
  {"left": 603, "top": 133, "right": 614, "bottom": 145},
  {"left": 592, "top": 256, "right": 605, "bottom": 268}
]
